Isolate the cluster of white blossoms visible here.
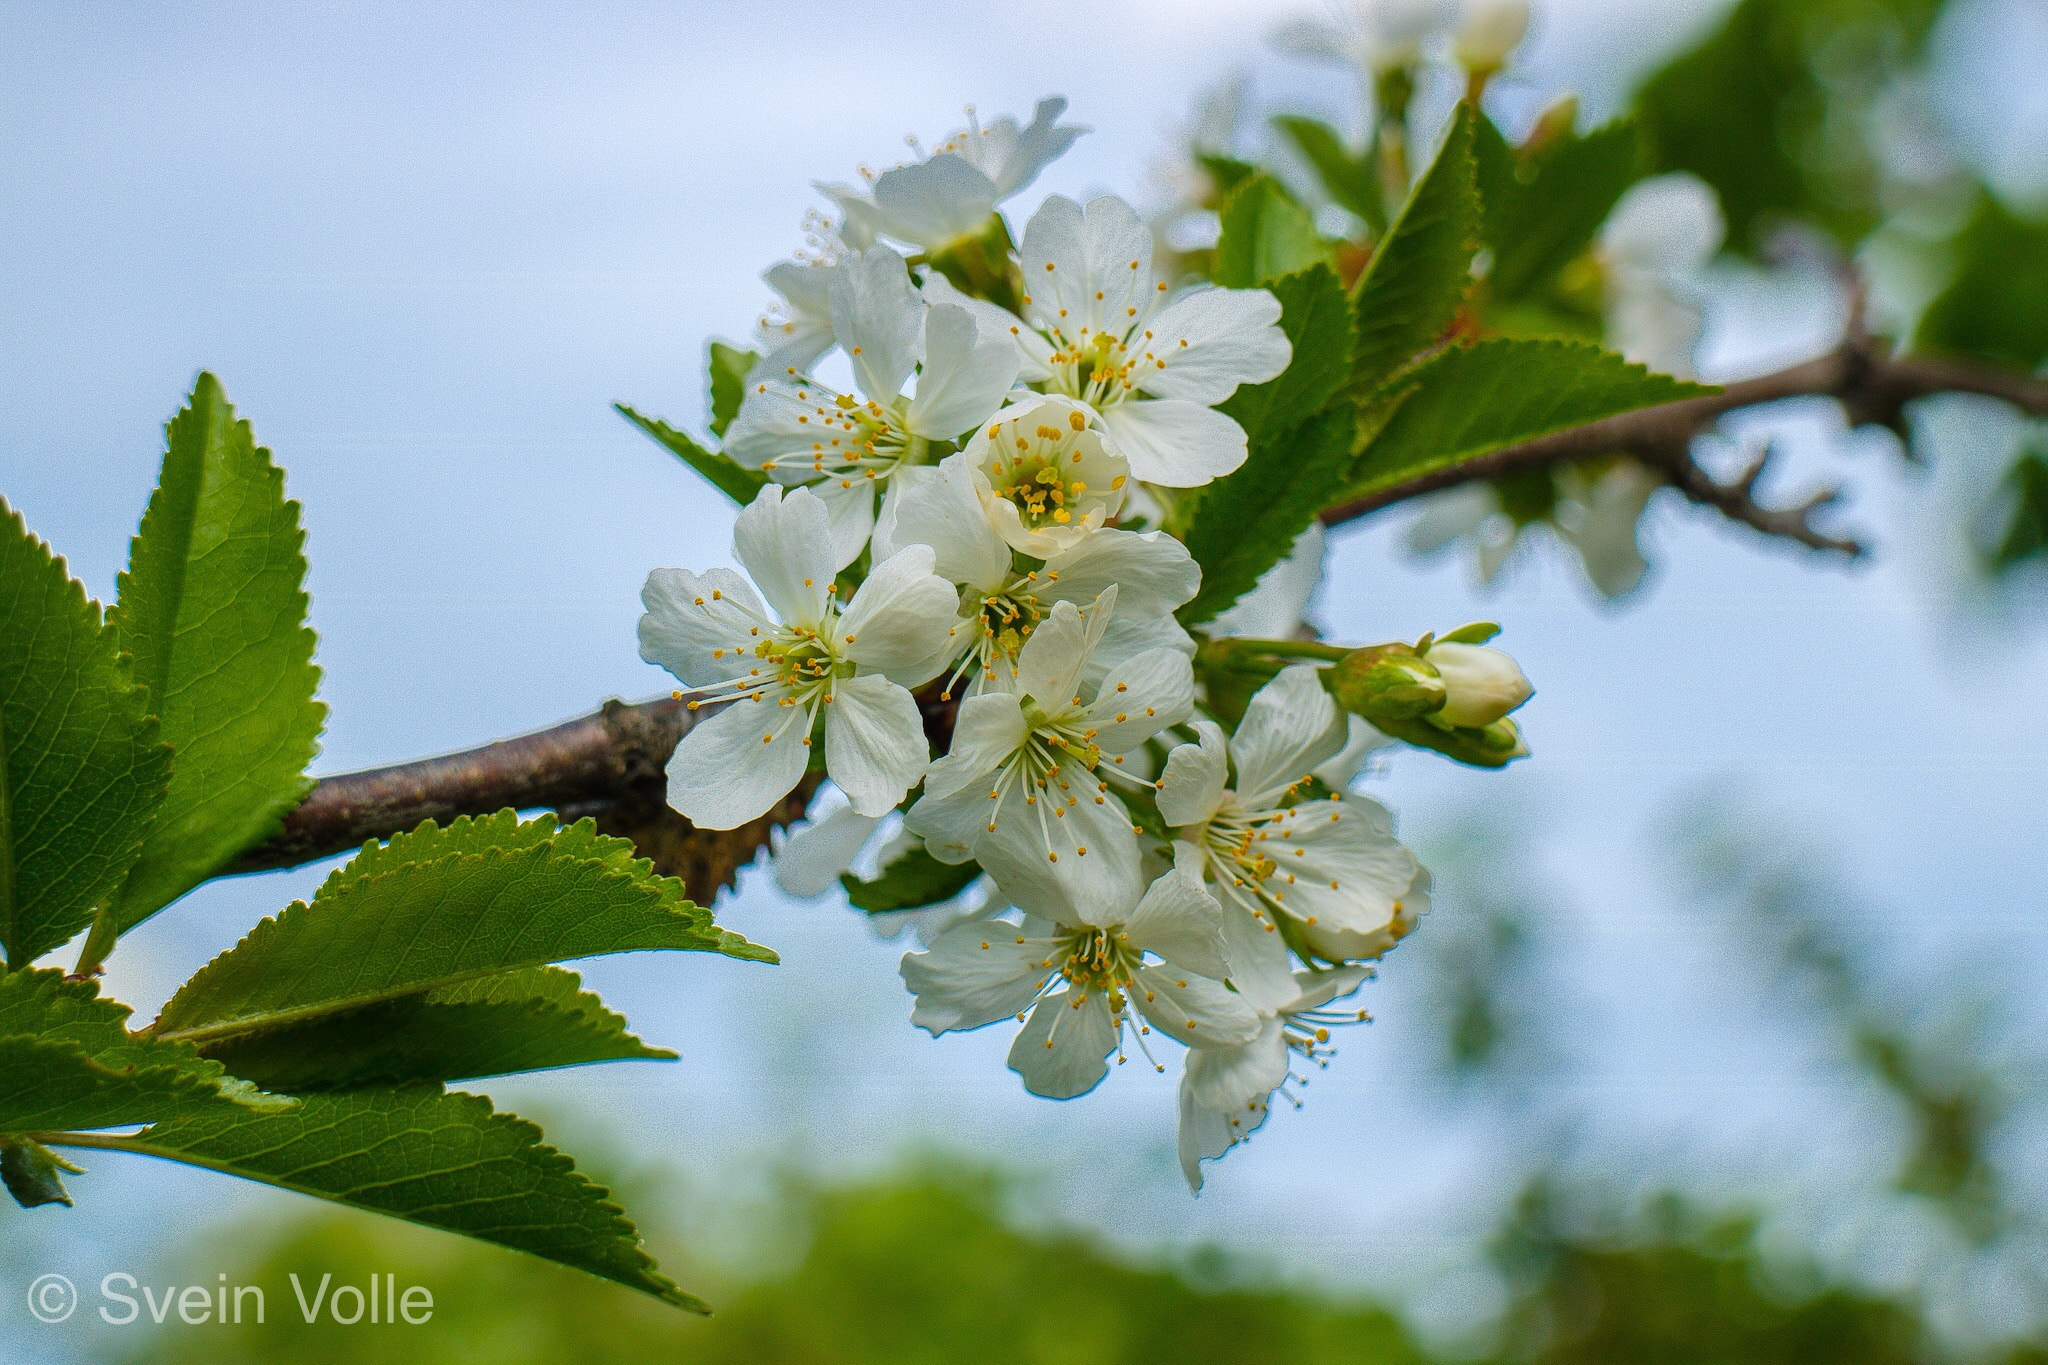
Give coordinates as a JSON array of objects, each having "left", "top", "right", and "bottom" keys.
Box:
[{"left": 637, "top": 97, "right": 1532, "bottom": 1189}]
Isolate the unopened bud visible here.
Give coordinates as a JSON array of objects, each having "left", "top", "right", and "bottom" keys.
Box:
[
  {"left": 1424, "top": 640, "right": 1532, "bottom": 727},
  {"left": 1323, "top": 644, "right": 1447, "bottom": 724},
  {"left": 1453, "top": 0, "right": 1530, "bottom": 74}
]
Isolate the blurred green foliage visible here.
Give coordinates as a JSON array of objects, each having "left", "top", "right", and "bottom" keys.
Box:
[
  {"left": 128, "top": 1155, "right": 2048, "bottom": 1365},
  {"left": 1633, "top": 0, "right": 1945, "bottom": 250}
]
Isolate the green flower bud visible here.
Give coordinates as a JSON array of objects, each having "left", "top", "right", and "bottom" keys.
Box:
[
  {"left": 1322, "top": 643, "right": 1448, "bottom": 724},
  {"left": 1423, "top": 640, "right": 1532, "bottom": 727}
]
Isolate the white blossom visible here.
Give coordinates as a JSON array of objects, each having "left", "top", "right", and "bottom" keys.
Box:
[
  {"left": 874, "top": 453, "right": 1200, "bottom": 697},
  {"left": 904, "top": 589, "right": 1194, "bottom": 925},
  {"left": 752, "top": 257, "right": 840, "bottom": 381},
  {"left": 724, "top": 244, "right": 1019, "bottom": 569},
  {"left": 901, "top": 843, "right": 1259, "bottom": 1099},
  {"left": 1600, "top": 173, "right": 1725, "bottom": 380},
  {"left": 1276, "top": 0, "right": 1459, "bottom": 74},
  {"left": 931, "top": 194, "right": 1291, "bottom": 487},
  {"left": 1177, "top": 964, "right": 1374, "bottom": 1190},
  {"left": 822, "top": 97, "right": 1087, "bottom": 254},
  {"left": 1452, "top": 0, "right": 1531, "bottom": 73},
  {"left": 1156, "top": 666, "right": 1427, "bottom": 1010},
  {"left": 638, "top": 485, "right": 961, "bottom": 829}
]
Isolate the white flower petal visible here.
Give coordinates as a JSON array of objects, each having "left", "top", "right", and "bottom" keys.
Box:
[
  {"left": 1040, "top": 528, "right": 1199, "bottom": 616},
  {"left": 917, "top": 692, "right": 1028, "bottom": 801},
  {"left": 1014, "top": 592, "right": 1110, "bottom": 712},
  {"left": 969, "top": 772, "right": 1144, "bottom": 928},
  {"left": 841, "top": 544, "right": 963, "bottom": 685},
  {"left": 1008, "top": 988, "right": 1117, "bottom": 1099},
  {"left": 907, "top": 304, "right": 1022, "bottom": 440},
  {"left": 873, "top": 459, "right": 1010, "bottom": 593},
  {"left": 1157, "top": 722, "right": 1229, "bottom": 828},
  {"left": 1292, "top": 963, "right": 1374, "bottom": 1012},
  {"left": 1140, "top": 286, "right": 1291, "bottom": 406},
  {"left": 1084, "top": 612, "right": 1195, "bottom": 696},
  {"left": 1266, "top": 795, "right": 1420, "bottom": 937},
  {"left": 1405, "top": 484, "right": 1497, "bottom": 555},
  {"left": 666, "top": 691, "right": 810, "bottom": 830},
  {"left": 1020, "top": 194, "right": 1152, "bottom": 336},
  {"left": 1177, "top": 1066, "right": 1260, "bottom": 1192},
  {"left": 898, "top": 781, "right": 992, "bottom": 865},
  {"left": 1124, "top": 842, "right": 1231, "bottom": 980},
  {"left": 723, "top": 375, "right": 853, "bottom": 468},
  {"left": 869, "top": 154, "right": 999, "bottom": 250},
  {"left": 733, "top": 485, "right": 835, "bottom": 625},
  {"left": 1133, "top": 963, "right": 1260, "bottom": 1049},
  {"left": 957, "top": 96, "right": 1086, "bottom": 199},
  {"left": 901, "top": 916, "right": 1052, "bottom": 1034},
  {"left": 1230, "top": 665, "right": 1347, "bottom": 808},
  {"left": 1098, "top": 398, "right": 1249, "bottom": 486},
  {"left": 1186, "top": 1015, "right": 1289, "bottom": 1112},
  {"left": 921, "top": 271, "right": 1052, "bottom": 382},
  {"left": 773, "top": 804, "right": 883, "bottom": 899},
  {"left": 1219, "top": 899, "right": 1299, "bottom": 1013},
  {"left": 829, "top": 244, "right": 924, "bottom": 401},
  {"left": 637, "top": 566, "right": 764, "bottom": 686},
  {"left": 814, "top": 478, "right": 877, "bottom": 573},
  {"left": 824, "top": 673, "right": 930, "bottom": 817},
  {"left": 1085, "top": 646, "right": 1193, "bottom": 756}
]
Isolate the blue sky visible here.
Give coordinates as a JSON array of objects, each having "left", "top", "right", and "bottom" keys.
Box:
[{"left": 2, "top": 0, "right": 2045, "bottom": 1355}]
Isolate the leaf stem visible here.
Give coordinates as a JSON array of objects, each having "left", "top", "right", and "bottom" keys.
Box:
[{"left": 70, "top": 908, "right": 117, "bottom": 980}]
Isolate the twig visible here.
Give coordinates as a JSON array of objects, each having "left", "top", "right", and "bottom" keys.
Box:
[
  {"left": 1317, "top": 343, "right": 2048, "bottom": 543},
  {"left": 227, "top": 696, "right": 818, "bottom": 905}
]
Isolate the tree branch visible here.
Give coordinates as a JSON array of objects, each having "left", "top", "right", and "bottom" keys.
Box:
[
  {"left": 1317, "top": 343, "right": 2048, "bottom": 545},
  {"left": 215, "top": 344, "right": 2048, "bottom": 902},
  {"left": 227, "top": 696, "right": 819, "bottom": 905}
]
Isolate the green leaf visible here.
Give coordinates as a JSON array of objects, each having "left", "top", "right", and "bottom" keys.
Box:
[
  {"left": 0, "top": 1036, "right": 253, "bottom": 1133},
  {"left": 1178, "top": 403, "right": 1359, "bottom": 628},
  {"left": 842, "top": 846, "right": 983, "bottom": 915},
  {"left": 1, "top": 1138, "right": 82, "bottom": 1209},
  {"left": 1631, "top": 0, "right": 1939, "bottom": 251},
  {"left": 1213, "top": 175, "right": 1327, "bottom": 289},
  {"left": 1195, "top": 153, "right": 1260, "bottom": 201},
  {"left": 1219, "top": 264, "right": 1356, "bottom": 446},
  {"left": 106, "top": 373, "right": 325, "bottom": 933},
  {"left": 1916, "top": 193, "right": 2048, "bottom": 373},
  {"left": 114, "top": 1087, "right": 706, "bottom": 1311},
  {"left": 1476, "top": 114, "right": 1645, "bottom": 305},
  {"left": 1347, "top": 339, "right": 1714, "bottom": 500},
  {"left": 1349, "top": 103, "right": 1481, "bottom": 395},
  {"left": 708, "top": 341, "right": 757, "bottom": 439},
  {"left": 198, "top": 965, "right": 673, "bottom": 1093},
  {"left": 0, "top": 966, "right": 286, "bottom": 1116},
  {"left": 1272, "top": 115, "right": 1384, "bottom": 231},
  {"left": 615, "top": 402, "right": 766, "bottom": 506},
  {"left": 154, "top": 812, "right": 773, "bottom": 1050},
  {"left": 0, "top": 499, "right": 170, "bottom": 968}
]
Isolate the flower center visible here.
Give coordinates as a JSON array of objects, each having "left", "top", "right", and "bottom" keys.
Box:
[
  {"left": 760, "top": 389, "right": 930, "bottom": 492},
  {"left": 987, "top": 417, "right": 1100, "bottom": 529},
  {"left": 1052, "top": 924, "right": 1140, "bottom": 998}
]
